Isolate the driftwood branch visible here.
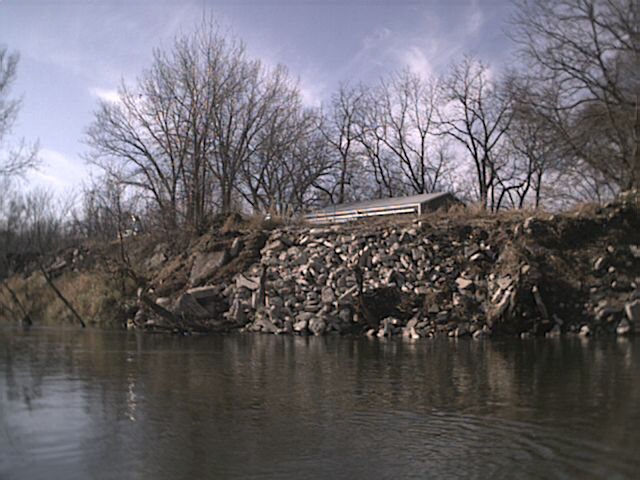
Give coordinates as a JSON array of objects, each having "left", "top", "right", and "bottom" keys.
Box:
[
  {"left": 38, "top": 264, "right": 86, "bottom": 328},
  {"left": 1, "top": 281, "right": 32, "bottom": 325},
  {"left": 139, "top": 292, "right": 180, "bottom": 325}
]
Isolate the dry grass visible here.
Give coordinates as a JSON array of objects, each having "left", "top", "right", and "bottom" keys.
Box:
[{"left": 0, "top": 270, "right": 135, "bottom": 326}]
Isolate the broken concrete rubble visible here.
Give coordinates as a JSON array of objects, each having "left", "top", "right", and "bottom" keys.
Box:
[{"left": 112, "top": 190, "right": 640, "bottom": 338}]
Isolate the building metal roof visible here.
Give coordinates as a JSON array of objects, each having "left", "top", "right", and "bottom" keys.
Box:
[
  {"left": 306, "top": 192, "right": 454, "bottom": 224},
  {"left": 312, "top": 192, "right": 451, "bottom": 214}
]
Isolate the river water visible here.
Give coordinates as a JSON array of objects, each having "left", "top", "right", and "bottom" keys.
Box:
[{"left": 1, "top": 327, "right": 639, "bottom": 479}]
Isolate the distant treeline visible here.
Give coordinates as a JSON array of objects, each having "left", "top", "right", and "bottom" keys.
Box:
[{"left": 0, "top": 0, "right": 638, "bottom": 262}]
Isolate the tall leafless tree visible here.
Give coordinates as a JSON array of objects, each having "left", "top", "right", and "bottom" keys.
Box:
[
  {"left": 240, "top": 94, "right": 332, "bottom": 215},
  {"left": 439, "top": 56, "right": 514, "bottom": 211},
  {"left": 353, "top": 71, "right": 452, "bottom": 199},
  {"left": 376, "top": 71, "right": 446, "bottom": 195},
  {"left": 0, "top": 47, "right": 39, "bottom": 180},
  {"left": 86, "top": 21, "right": 310, "bottom": 231},
  {"left": 320, "top": 83, "right": 368, "bottom": 204},
  {"left": 512, "top": 0, "right": 640, "bottom": 192}
]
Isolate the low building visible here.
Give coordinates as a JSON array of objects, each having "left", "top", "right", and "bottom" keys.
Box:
[{"left": 305, "top": 192, "right": 458, "bottom": 224}]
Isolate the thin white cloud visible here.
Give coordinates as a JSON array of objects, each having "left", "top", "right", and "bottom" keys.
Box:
[
  {"left": 384, "top": 0, "right": 493, "bottom": 81},
  {"left": 298, "top": 70, "right": 327, "bottom": 107},
  {"left": 28, "top": 148, "right": 90, "bottom": 191},
  {"left": 466, "top": 0, "right": 485, "bottom": 37},
  {"left": 362, "top": 27, "right": 392, "bottom": 50},
  {"left": 89, "top": 87, "right": 120, "bottom": 104},
  {"left": 400, "top": 46, "right": 434, "bottom": 78},
  {"left": 31, "top": 170, "right": 65, "bottom": 187}
]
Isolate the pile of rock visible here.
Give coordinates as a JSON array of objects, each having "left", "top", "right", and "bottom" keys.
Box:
[
  {"left": 582, "top": 244, "right": 640, "bottom": 336},
  {"left": 221, "top": 222, "right": 513, "bottom": 337},
  {"left": 138, "top": 190, "right": 639, "bottom": 338}
]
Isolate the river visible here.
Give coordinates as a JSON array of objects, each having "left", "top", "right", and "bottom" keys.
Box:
[{"left": 1, "top": 327, "right": 639, "bottom": 479}]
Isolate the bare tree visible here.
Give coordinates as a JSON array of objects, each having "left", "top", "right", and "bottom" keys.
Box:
[
  {"left": 0, "top": 47, "right": 39, "bottom": 180},
  {"left": 354, "top": 92, "right": 401, "bottom": 198},
  {"left": 352, "top": 71, "right": 452, "bottom": 199},
  {"left": 239, "top": 89, "right": 332, "bottom": 215},
  {"left": 376, "top": 71, "right": 446, "bottom": 195},
  {"left": 86, "top": 21, "right": 306, "bottom": 231},
  {"left": 512, "top": 0, "right": 640, "bottom": 191},
  {"left": 439, "top": 56, "right": 513, "bottom": 211},
  {"left": 86, "top": 77, "right": 186, "bottom": 231},
  {"left": 320, "top": 83, "right": 368, "bottom": 204},
  {"left": 495, "top": 79, "right": 563, "bottom": 208}
]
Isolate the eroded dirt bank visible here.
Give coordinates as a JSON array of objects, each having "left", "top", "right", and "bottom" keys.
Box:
[{"left": 2, "top": 191, "right": 639, "bottom": 338}]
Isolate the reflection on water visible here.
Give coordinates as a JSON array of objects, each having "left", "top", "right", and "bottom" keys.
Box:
[{"left": 1, "top": 328, "right": 639, "bottom": 479}]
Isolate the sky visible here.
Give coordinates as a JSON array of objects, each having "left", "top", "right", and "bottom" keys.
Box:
[{"left": 0, "top": 0, "right": 515, "bottom": 195}]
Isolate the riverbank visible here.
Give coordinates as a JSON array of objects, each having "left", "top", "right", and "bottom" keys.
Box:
[{"left": 2, "top": 191, "right": 639, "bottom": 338}]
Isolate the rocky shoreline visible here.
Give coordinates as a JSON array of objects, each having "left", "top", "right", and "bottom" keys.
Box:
[
  {"left": 137, "top": 191, "right": 639, "bottom": 339},
  {"left": 3, "top": 192, "right": 639, "bottom": 338}
]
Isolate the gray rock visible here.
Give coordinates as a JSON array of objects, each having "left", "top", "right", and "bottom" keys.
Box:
[
  {"left": 579, "top": 325, "right": 591, "bottom": 337},
  {"left": 435, "top": 311, "right": 450, "bottom": 324},
  {"left": 296, "top": 312, "right": 315, "bottom": 323},
  {"left": 523, "top": 216, "right": 535, "bottom": 230},
  {"left": 304, "top": 302, "right": 321, "bottom": 313},
  {"left": 411, "top": 248, "right": 425, "bottom": 262},
  {"left": 185, "top": 285, "right": 220, "bottom": 301},
  {"left": 383, "top": 269, "right": 400, "bottom": 286},
  {"left": 338, "top": 308, "right": 352, "bottom": 324},
  {"left": 293, "top": 319, "right": 308, "bottom": 333},
  {"left": 472, "top": 329, "right": 485, "bottom": 339},
  {"left": 625, "top": 300, "right": 640, "bottom": 323},
  {"left": 405, "top": 317, "right": 419, "bottom": 329},
  {"left": 255, "top": 311, "right": 277, "bottom": 334},
  {"left": 358, "top": 249, "right": 372, "bottom": 268},
  {"left": 134, "top": 308, "right": 147, "bottom": 324},
  {"left": 226, "top": 298, "right": 248, "bottom": 325},
  {"left": 229, "top": 237, "right": 243, "bottom": 257},
  {"left": 593, "top": 256, "right": 606, "bottom": 272},
  {"left": 338, "top": 285, "right": 359, "bottom": 304},
  {"left": 378, "top": 317, "right": 401, "bottom": 337},
  {"left": 190, "top": 250, "right": 228, "bottom": 285},
  {"left": 464, "top": 245, "right": 481, "bottom": 258},
  {"left": 321, "top": 287, "right": 336, "bottom": 304},
  {"left": 531, "top": 285, "right": 549, "bottom": 319},
  {"left": 308, "top": 317, "right": 327, "bottom": 336},
  {"left": 496, "top": 277, "right": 512, "bottom": 290},
  {"left": 278, "top": 319, "right": 294, "bottom": 335},
  {"left": 402, "top": 326, "right": 420, "bottom": 339},
  {"left": 595, "top": 301, "right": 621, "bottom": 321},
  {"left": 155, "top": 297, "right": 171, "bottom": 308},
  {"left": 616, "top": 319, "right": 631, "bottom": 335},
  {"left": 546, "top": 324, "right": 562, "bottom": 338},
  {"left": 491, "top": 287, "right": 513, "bottom": 320},
  {"left": 175, "top": 292, "right": 210, "bottom": 318},
  {"left": 146, "top": 252, "right": 167, "bottom": 270},
  {"left": 267, "top": 295, "right": 284, "bottom": 309},
  {"left": 456, "top": 277, "right": 474, "bottom": 290},
  {"left": 454, "top": 323, "right": 470, "bottom": 337},
  {"left": 469, "top": 252, "right": 484, "bottom": 262},
  {"left": 264, "top": 239, "right": 286, "bottom": 253}
]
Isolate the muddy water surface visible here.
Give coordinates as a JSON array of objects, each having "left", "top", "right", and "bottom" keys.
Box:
[{"left": 1, "top": 327, "right": 639, "bottom": 479}]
